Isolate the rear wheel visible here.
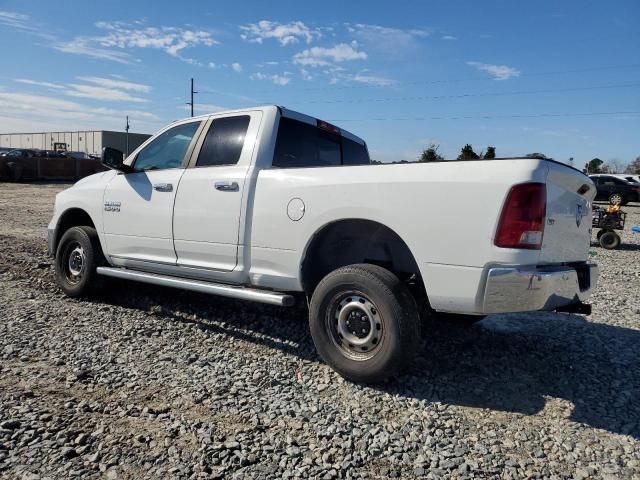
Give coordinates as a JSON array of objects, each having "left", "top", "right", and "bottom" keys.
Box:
[
  {"left": 309, "top": 264, "right": 419, "bottom": 383},
  {"left": 55, "top": 226, "right": 104, "bottom": 297},
  {"left": 599, "top": 230, "right": 621, "bottom": 249}
]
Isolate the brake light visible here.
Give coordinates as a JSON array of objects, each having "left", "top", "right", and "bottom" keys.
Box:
[
  {"left": 495, "top": 183, "right": 546, "bottom": 249},
  {"left": 317, "top": 119, "right": 341, "bottom": 134}
]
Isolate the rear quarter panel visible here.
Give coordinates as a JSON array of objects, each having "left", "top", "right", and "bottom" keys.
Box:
[{"left": 248, "top": 159, "right": 548, "bottom": 298}]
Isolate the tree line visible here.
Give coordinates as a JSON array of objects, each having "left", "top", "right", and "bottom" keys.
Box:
[
  {"left": 585, "top": 157, "right": 640, "bottom": 175},
  {"left": 371, "top": 144, "right": 640, "bottom": 173}
]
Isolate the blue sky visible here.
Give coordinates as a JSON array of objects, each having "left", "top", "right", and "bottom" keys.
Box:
[{"left": 0, "top": 0, "right": 638, "bottom": 166}]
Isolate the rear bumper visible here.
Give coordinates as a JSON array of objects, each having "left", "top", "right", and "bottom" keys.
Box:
[{"left": 482, "top": 263, "right": 598, "bottom": 314}]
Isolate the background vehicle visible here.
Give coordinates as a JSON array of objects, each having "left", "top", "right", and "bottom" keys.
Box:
[
  {"left": 1, "top": 148, "right": 38, "bottom": 157},
  {"left": 590, "top": 173, "right": 640, "bottom": 184},
  {"left": 589, "top": 175, "right": 640, "bottom": 205},
  {"left": 66, "top": 151, "right": 92, "bottom": 160},
  {"left": 47, "top": 105, "right": 598, "bottom": 383}
]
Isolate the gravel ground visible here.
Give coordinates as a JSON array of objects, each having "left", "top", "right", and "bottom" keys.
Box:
[{"left": 0, "top": 182, "right": 639, "bottom": 480}]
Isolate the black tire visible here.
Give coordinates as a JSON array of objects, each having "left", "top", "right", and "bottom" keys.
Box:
[
  {"left": 309, "top": 264, "right": 420, "bottom": 383},
  {"left": 596, "top": 230, "right": 605, "bottom": 240},
  {"left": 55, "top": 226, "right": 105, "bottom": 297},
  {"left": 599, "top": 231, "right": 621, "bottom": 250},
  {"left": 609, "top": 193, "right": 624, "bottom": 206}
]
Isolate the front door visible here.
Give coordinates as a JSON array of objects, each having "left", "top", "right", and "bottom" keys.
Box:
[
  {"left": 103, "top": 120, "right": 203, "bottom": 264},
  {"left": 172, "top": 112, "right": 261, "bottom": 271}
]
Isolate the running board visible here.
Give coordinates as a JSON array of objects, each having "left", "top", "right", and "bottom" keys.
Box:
[{"left": 96, "top": 267, "right": 295, "bottom": 307}]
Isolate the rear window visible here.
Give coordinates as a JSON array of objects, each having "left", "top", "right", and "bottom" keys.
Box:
[
  {"left": 196, "top": 116, "right": 250, "bottom": 167},
  {"left": 273, "top": 117, "right": 369, "bottom": 168}
]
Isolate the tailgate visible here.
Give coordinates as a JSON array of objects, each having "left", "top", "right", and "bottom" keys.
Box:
[{"left": 540, "top": 162, "right": 596, "bottom": 263}]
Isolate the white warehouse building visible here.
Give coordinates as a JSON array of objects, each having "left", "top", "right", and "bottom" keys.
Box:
[{"left": 0, "top": 130, "right": 151, "bottom": 156}]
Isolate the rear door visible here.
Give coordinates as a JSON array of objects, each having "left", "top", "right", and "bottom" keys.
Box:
[
  {"left": 172, "top": 111, "right": 261, "bottom": 271},
  {"left": 539, "top": 162, "right": 596, "bottom": 263}
]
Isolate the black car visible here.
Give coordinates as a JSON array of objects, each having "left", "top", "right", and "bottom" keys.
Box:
[
  {"left": 590, "top": 175, "right": 640, "bottom": 205},
  {"left": 1, "top": 148, "right": 38, "bottom": 158}
]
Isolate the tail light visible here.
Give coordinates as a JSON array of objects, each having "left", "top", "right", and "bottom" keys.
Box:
[{"left": 495, "top": 183, "right": 546, "bottom": 249}]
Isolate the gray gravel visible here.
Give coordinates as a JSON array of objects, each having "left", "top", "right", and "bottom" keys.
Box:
[{"left": 0, "top": 183, "right": 639, "bottom": 479}]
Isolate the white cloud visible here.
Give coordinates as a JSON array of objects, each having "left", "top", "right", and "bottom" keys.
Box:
[
  {"left": 0, "top": 10, "right": 29, "bottom": 28},
  {"left": 240, "top": 21, "right": 320, "bottom": 46},
  {"left": 351, "top": 74, "right": 396, "bottom": 87},
  {"left": 250, "top": 72, "right": 291, "bottom": 86},
  {"left": 347, "top": 23, "right": 429, "bottom": 51},
  {"left": 65, "top": 84, "right": 148, "bottom": 103},
  {"left": 77, "top": 76, "right": 151, "bottom": 93},
  {"left": 56, "top": 21, "right": 218, "bottom": 64},
  {"left": 467, "top": 61, "right": 521, "bottom": 80},
  {"left": 441, "top": 35, "right": 457, "bottom": 40},
  {"left": 293, "top": 42, "right": 367, "bottom": 67},
  {"left": 14, "top": 79, "right": 65, "bottom": 90},
  {"left": 12, "top": 77, "right": 150, "bottom": 103},
  {"left": 231, "top": 62, "right": 243, "bottom": 73},
  {"left": 54, "top": 38, "right": 133, "bottom": 64},
  {"left": 0, "top": 10, "right": 55, "bottom": 40},
  {"left": 0, "top": 91, "right": 159, "bottom": 133}
]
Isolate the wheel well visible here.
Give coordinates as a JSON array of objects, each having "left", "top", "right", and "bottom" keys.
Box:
[
  {"left": 55, "top": 208, "right": 96, "bottom": 252},
  {"left": 300, "top": 219, "right": 424, "bottom": 296}
]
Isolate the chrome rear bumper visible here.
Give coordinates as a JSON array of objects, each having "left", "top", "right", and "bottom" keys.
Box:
[{"left": 483, "top": 263, "right": 598, "bottom": 314}]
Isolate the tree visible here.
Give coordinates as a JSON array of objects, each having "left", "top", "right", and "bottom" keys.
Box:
[
  {"left": 457, "top": 144, "right": 480, "bottom": 160},
  {"left": 605, "top": 158, "right": 626, "bottom": 174},
  {"left": 585, "top": 158, "right": 605, "bottom": 174},
  {"left": 625, "top": 156, "right": 640, "bottom": 174},
  {"left": 483, "top": 146, "right": 496, "bottom": 159},
  {"left": 419, "top": 143, "right": 444, "bottom": 162}
]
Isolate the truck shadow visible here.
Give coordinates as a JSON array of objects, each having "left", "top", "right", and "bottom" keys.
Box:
[{"left": 93, "top": 282, "right": 639, "bottom": 439}]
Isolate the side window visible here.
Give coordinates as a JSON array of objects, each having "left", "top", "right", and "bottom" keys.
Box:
[
  {"left": 273, "top": 118, "right": 341, "bottom": 168},
  {"left": 134, "top": 121, "right": 201, "bottom": 172},
  {"left": 196, "top": 116, "right": 250, "bottom": 167},
  {"left": 342, "top": 137, "right": 370, "bottom": 165},
  {"left": 273, "top": 117, "right": 370, "bottom": 168}
]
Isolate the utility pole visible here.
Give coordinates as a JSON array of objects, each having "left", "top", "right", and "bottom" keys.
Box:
[
  {"left": 125, "top": 115, "right": 130, "bottom": 156},
  {"left": 186, "top": 78, "right": 198, "bottom": 117}
]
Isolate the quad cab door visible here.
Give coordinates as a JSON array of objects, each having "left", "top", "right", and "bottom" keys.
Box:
[
  {"left": 102, "top": 120, "right": 204, "bottom": 264},
  {"left": 172, "top": 111, "right": 262, "bottom": 271}
]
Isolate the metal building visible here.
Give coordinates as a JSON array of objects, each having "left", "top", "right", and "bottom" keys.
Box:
[{"left": 0, "top": 130, "right": 151, "bottom": 156}]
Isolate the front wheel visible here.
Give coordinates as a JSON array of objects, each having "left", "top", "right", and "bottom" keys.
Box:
[
  {"left": 55, "top": 226, "right": 104, "bottom": 297},
  {"left": 309, "top": 264, "right": 420, "bottom": 383}
]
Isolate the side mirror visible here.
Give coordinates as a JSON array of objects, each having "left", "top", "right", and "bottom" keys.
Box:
[{"left": 101, "top": 147, "right": 132, "bottom": 173}]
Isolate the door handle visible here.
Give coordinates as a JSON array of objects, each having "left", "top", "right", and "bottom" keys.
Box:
[
  {"left": 153, "top": 183, "right": 173, "bottom": 192},
  {"left": 215, "top": 181, "right": 239, "bottom": 192}
]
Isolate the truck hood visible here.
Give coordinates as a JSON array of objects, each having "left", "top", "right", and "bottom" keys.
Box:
[{"left": 72, "top": 169, "right": 117, "bottom": 188}]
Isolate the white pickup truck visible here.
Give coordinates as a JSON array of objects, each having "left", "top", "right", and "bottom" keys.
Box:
[{"left": 48, "top": 105, "right": 598, "bottom": 382}]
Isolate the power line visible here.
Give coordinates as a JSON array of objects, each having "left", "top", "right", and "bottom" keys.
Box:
[
  {"left": 327, "top": 111, "right": 640, "bottom": 122},
  {"left": 298, "top": 82, "right": 640, "bottom": 105},
  {"left": 215, "top": 63, "right": 640, "bottom": 95}
]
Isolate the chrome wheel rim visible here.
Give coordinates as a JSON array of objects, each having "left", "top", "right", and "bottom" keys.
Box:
[
  {"left": 327, "top": 293, "right": 384, "bottom": 360},
  {"left": 64, "top": 243, "right": 85, "bottom": 284},
  {"left": 610, "top": 194, "right": 622, "bottom": 205}
]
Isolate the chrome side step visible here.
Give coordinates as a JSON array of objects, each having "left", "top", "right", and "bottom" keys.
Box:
[{"left": 96, "top": 267, "right": 295, "bottom": 307}]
